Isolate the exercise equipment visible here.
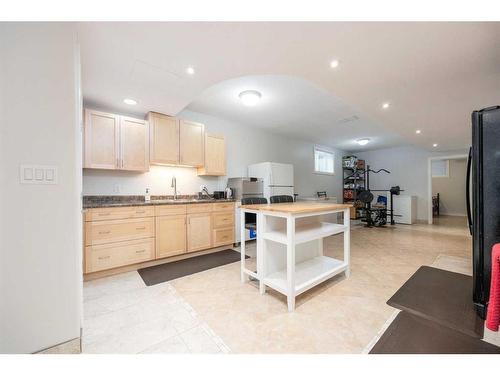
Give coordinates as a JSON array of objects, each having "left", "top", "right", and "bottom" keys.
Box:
[{"left": 351, "top": 165, "right": 403, "bottom": 227}]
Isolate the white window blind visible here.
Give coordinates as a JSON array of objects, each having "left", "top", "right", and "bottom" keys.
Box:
[
  {"left": 431, "top": 160, "right": 449, "bottom": 177},
  {"left": 314, "top": 147, "right": 334, "bottom": 175}
]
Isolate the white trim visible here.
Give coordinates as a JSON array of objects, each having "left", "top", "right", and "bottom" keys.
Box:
[{"left": 427, "top": 154, "right": 467, "bottom": 224}]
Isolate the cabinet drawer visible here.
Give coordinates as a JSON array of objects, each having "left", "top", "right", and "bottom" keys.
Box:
[
  {"left": 213, "top": 212, "right": 234, "bottom": 229},
  {"left": 85, "top": 217, "right": 154, "bottom": 245},
  {"left": 85, "top": 206, "right": 154, "bottom": 221},
  {"left": 85, "top": 238, "right": 154, "bottom": 273},
  {"left": 187, "top": 203, "right": 213, "bottom": 214},
  {"left": 213, "top": 228, "right": 234, "bottom": 247},
  {"left": 155, "top": 204, "right": 187, "bottom": 216},
  {"left": 213, "top": 202, "right": 234, "bottom": 212}
]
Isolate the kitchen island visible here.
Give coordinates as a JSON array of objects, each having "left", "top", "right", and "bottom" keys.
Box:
[{"left": 240, "top": 202, "right": 351, "bottom": 311}]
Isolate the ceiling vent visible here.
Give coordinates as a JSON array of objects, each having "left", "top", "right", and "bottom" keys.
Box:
[{"left": 337, "top": 115, "right": 359, "bottom": 124}]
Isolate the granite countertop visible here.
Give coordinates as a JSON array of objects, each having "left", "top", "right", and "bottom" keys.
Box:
[{"left": 83, "top": 195, "right": 235, "bottom": 209}]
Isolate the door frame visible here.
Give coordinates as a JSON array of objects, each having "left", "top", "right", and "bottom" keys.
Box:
[{"left": 427, "top": 154, "right": 468, "bottom": 224}]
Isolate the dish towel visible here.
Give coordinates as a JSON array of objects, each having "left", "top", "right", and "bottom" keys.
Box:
[{"left": 486, "top": 244, "right": 500, "bottom": 331}]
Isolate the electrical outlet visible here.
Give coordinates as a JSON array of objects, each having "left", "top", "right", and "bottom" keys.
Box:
[{"left": 113, "top": 184, "right": 121, "bottom": 193}]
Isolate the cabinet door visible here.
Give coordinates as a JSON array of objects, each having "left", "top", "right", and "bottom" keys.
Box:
[
  {"left": 120, "top": 116, "right": 149, "bottom": 172},
  {"left": 179, "top": 120, "right": 204, "bottom": 167},
  {"left": 199, "top": 134, "right": 225, "bottom": 176},
  {"left": 84, "top": 109, "right": 120, "bottom": 169},
  {"left": 187, "top": 213, "right": 212, "bottom": 252},
  {"left": 148, "top": 112, "right": 179, "bottom": 165},
  {"left": 156, "top": 215, "right": 186, "bottom": 259}
]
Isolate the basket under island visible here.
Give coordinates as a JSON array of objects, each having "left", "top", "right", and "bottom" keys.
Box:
[{"left": 240, "top": 202, "right": 351, "bottom": 311}]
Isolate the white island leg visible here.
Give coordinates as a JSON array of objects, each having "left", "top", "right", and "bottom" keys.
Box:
[
  {"left": 344, "top": 208, "right": 351, "bottom": 277},
  {"left": 286, "top": 215, "right": 296, "bottom": 312},
  {"left": 257, "top": 212, "right": 267, "bottom": 294},
  {"left": 240, "top": 208, "right": 247, "bottom": 283}
]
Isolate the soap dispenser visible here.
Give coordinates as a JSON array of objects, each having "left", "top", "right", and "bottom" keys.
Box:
[{"left": 145, "top": 188, "right": 151, "bottom": 202}]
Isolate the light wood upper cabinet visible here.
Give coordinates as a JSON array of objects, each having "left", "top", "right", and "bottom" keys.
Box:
[
  {"left": 156, "top": 215, "right": 186, "bottom": 259},
  {"left": 84, "top": 110, "right": 120, "bottom": 169},
  {"left": 148, "top": 112, "right": 179, "bottom": 165},
  {"left": 197, "top": 134, "right": 226, "bottom": 176},
  {"left": 120, "top": 116, "right": 149, "bottom": 171},
  {"left": 187, "top": 213, "right": 212, "bottom": 252},
  {"left": 83, "top": 109, "right": 149, "bottom": 172},
  {"left": 179, "top": 120, "right": 205, "bottom": 167}
]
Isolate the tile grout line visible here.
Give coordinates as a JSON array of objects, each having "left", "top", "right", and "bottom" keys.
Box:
[{"left": 167, "top": 282, "right": 231, "bottom": 353}]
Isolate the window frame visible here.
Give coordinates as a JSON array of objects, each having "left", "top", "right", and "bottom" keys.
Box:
[
  {"left": 313, "top": 146, "right": 335, "bottom": 176},
  {"left": 431, "top": 159, "right": 450, "bottom": 178}
]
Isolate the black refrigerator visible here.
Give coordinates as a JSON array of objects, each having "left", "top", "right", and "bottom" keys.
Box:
[{"left": 468, "top": 105, "right": 500, "bottom": 319}]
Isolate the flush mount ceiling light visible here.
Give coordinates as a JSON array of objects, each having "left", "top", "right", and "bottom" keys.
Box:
[
  {"left": 123, "top": 98, "right": 137, "bottom": 105},
  {"left": 239, "top": 90, "right": 262, "bottom": 107},
  {"left": 416, "top": 129, "right": 422, "bottom": 134},
  {"left": 382, "top": 102, "right": 390, "bottom": 110},
  {"left": 433, "top": 143, "right": 438, "bottom": 147},
  {"left": 186, "top": 66, "right": 195, "bottom": 75},
  {"left": 356, "top": 138, "right": 371, "bottom": 146},
  {"left": 330, "top": 59, "right": 340, "bottom": 69}
]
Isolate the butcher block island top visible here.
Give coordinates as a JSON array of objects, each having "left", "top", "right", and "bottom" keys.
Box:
[{"left": 240, "top": 202, "right": 352, "bottom": 214}]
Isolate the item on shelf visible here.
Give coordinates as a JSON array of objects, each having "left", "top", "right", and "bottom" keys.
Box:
[
  {"left": 342, "top": 155, "right": 358, "bottom": 168},
  {"left": 357, "top": 159, "right": 365, "bottom": 169}
]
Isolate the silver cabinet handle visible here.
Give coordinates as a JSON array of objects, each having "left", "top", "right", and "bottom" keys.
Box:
[
  {"left": 98, "top": 230, "right": 110, "bottom": 235},
  {"left": 98, "top": 212, "right": 110, "bottom": 216},
  {"left": 136, "top": 226, "right": 146, "bottom": 230},
  {"left": 98, "top": 255, "right": 110, "bottom": 260},
  {"left": 135, "top": 249, "right": 146, "bottom": 254}
]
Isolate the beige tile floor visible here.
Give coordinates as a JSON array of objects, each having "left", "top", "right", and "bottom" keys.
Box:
[{"left": 83, "top": 215, "right": 499, "bottom": 353}]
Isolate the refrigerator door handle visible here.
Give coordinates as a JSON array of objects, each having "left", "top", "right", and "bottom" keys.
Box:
[{"left": 466, "top": 146, "right": 473, "bottom": 235}]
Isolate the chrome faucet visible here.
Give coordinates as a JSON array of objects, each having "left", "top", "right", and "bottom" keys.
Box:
[{"left": 171, "top": 176, "right": 178, "bottom": 200}]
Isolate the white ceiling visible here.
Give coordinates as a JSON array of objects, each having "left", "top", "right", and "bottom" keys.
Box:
[
  {"left": 78, "top": 22, "right": 500, "bottom": 152},
  {"left": 187, "top": 75, "right": 403, "bottom": 151}
]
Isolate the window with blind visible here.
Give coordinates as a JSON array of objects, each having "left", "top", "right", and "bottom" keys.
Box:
[{"left": 314, "top": 147, "right": 335, "bottom": 175}]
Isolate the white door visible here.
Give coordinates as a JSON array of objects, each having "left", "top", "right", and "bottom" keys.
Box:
[{"left": 270, "top": 163, "right": 294, "bottom": 186}]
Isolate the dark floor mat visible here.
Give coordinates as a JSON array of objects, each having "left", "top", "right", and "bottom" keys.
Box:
[
  {"left": 387, "top": 266, "right": 484, "bottom": 338},
  {"left": 370, "top": 311, "right": 500, "bottom": 354},
  {"left": 138, "top": 249, "right": 248, "bottom": 286}
]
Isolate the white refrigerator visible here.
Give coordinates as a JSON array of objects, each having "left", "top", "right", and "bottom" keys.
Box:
[{"left": 248, "top": 162, "right": 294, "bottom": 201}]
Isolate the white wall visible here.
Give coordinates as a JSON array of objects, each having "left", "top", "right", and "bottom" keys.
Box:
[
  {"left": 83, "top": 109, "right": 345, "bottom": 200},
  {"left": 432, "top": 158, "right": 467, "bottom": 216},
  {"left": 354, "top": 145, "right": 468, "bottom": 221},
  {"left": 0, "top": 23, "right": 82, "bottom": 353}
]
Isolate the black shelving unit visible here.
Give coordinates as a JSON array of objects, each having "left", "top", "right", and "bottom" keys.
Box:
[{"left": 342, "top": 157, "right": 366, "bottom": 219}]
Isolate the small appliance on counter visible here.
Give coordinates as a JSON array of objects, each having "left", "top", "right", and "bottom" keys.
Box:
[{"left": 212, "top": 191, "right": 226, "bottom": 200}]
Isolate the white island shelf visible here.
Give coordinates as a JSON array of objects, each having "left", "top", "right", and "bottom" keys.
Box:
[{"left": 240, "top": 202, "right": 351, "bottom": 312}]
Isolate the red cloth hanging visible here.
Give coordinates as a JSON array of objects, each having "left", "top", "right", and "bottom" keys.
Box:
[{"left": 486, "top": 244, "right": 500, "bottom": 332}]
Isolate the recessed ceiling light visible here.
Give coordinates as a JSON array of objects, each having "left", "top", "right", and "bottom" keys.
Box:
[
  {"left": 186, "top": 66, "right": 195, "bottom": 75},
  {"left": 123, "top": 98, "right": 137, "bottom": 105},
  {"left": 239, "top": 90, "right": 262, "bottom": 107},
  {"left": 330, "top": 59, "right": 340, "bottom": 69},
  {"left": 382, "top": 102, "right": 390, "bottom": 109},
  {"left": 416, "top": 130, "right": 421, "bottom": 134},
  {"left": 356, "top": 138, "right": 371, "bottom": 146},
  {"left": 433, "top": 143, "right": 438, "bottom": 147}
]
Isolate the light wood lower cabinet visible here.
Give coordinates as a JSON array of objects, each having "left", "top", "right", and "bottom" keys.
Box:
[
  {"left": 84, "top": 203, "right": 235, "bottom": 274},
  {"left": 85, "top": 217, "right": 154, "bottom": 246},
  {"left": 156, "top": 215, "right": 187, "bottom": 258},
  {"left": 85, "top": 238, "right": 154, "bottom": 273},
  {"left": 187, "top": 213, "right": 212, "bottom": 252}
]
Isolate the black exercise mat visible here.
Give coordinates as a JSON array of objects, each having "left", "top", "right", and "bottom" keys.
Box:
[
  {"left": 387, "top": 266, "right": 484, "bottom": 338},
  {"left": 138, "top": 249, "right": 248, "bottom": 286},
  {"left": 370, "top": 311, "right": 500, "bottom": 354}
]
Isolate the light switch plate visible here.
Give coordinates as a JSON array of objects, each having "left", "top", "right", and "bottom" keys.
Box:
[{"left": 20, "top": 165, "right": 58, "bottom": 185}]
